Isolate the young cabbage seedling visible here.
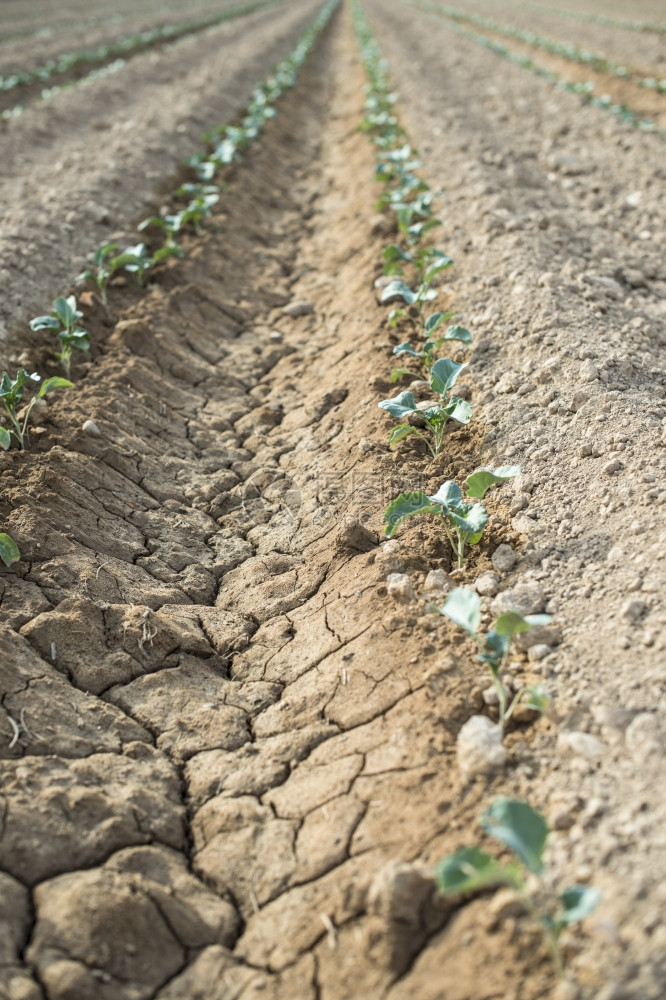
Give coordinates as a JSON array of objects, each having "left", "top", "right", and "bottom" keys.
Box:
[
  {"left": 0, "top": 532, "right": 20, "bottom": 567},
  {"left": 0, "top": 370, "right": 72, "bottom": 450},
  {"left": 437, "top": 797, "right": 601, "bottom": 975},
  {"left": 391, "top": 318, "right": 472, "bottom": 382},
  {"left": 379, "top": 357, "right": 471, "bottom": 456},
  {"left": 118, "top": 244, "right": 153, "bottom": 287},
  {"left": 437, "top": 585, "right": 550, "bottom": 724},
  {"left": 30, "top": 296, "right": 90, "bottom": 378},
  {"left": 384, "top": 466, "right": 519, "bottom": 568},
  {"left": 76, "top": 242, "right": 122, "bottom": 310}
]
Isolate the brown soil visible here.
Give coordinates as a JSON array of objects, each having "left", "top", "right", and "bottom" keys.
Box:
[
  {"left": 0, "top": 1, "right": 665, "bottom": 999},
  {"left": 425, "top": 3, "right": 666, "bottom": 128},
  {"left": 0, "top": 1, "right": 281, "bottom": 116}
]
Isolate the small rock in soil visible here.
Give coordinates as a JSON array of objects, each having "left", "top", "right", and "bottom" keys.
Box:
[
  {"left": 387, "top": 573, "right": 416, "bottom": 604},
  {"left": 492, "top": 582, "right": 545, "bottom": 616},
  {"left": 475, "top": 572, "right": 500, "bottom": 597},
  {"left": 282, "top": 301, "right": 314, "bottom": 317},
  {"left": 603, "top": 458, "right": 622, "bottom": 475},
  {"left": 491, "top": 544, "right": 516, "bottom": 573},
  {"left": 456, "top": 715, "right": 506, "bottom": 778},
  {"left": 558, "top": 731, "right": 606, "bottom": 759},
  {"left": 82, "top": 419, "right": 101, "bottom": 437},
  {"left": 528, "top": 643, "right": 552, "bottom": 661},
  {"left": 423, "top": 569, "right": 450, "bottom": 595},
  {"left": 367, "top": 860, "right": 435, "bottom": 925},
  {"left": 620, "top": 598, "right": 647, "bottom": 624},
  {"left": 580, "top": 359, "right": 599, "bottom": 382}
]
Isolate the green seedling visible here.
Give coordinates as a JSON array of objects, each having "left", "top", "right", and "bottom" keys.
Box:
[
  {"left": 0, "top": 532, "right": 20, "bottom": 567},
  {"left": 437, "top": 797, "right": 601, "bottom": 975},
  {"left": 76, "top": 242, "right": 123, "bottom": 309},
  {"left": 437, "top": 585, "right": 550, "bottom": 723},
  {"left": 384, "top": 466, "right": 519, "bottom": 568},
  {"left": 391, "top": 319, "right": 471, "bottom": 381},
  {"left": 0, "top": 369, "right": 72, "bottom": 450},
  {"left": 117, "top": 244, "right": 153, "bottom": 287},
  {"left": 379, "top": 356, "right": 471, "bottom": 456},
  {"left": 30, "top": 295, "right": 89, "bottom": 378}
]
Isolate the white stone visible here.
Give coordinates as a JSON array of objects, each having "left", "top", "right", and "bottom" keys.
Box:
[
  {"left": 579, "top": 359, "right": 599, "bottom": 382},
  {"left": 386, "top": 573, "right": 415, "bottom": 604},
  {"left": 558, "top": 731, "right": 606, "bottom": 759},
  {"left": 475, "top": 572, "right": 500, "bottom": 597},
  {"left": 457, "top": 715, "right": 506, "bottom": 778}
]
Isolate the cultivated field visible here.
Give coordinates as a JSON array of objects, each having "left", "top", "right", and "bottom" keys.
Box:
[{"left": 0, "top": 1, "right": 664, "bottom": 998}]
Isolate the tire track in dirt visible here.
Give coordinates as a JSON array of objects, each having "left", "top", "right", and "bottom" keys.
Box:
[{"left": 0, "top": 5, "right": 560, "bottom": 1000}]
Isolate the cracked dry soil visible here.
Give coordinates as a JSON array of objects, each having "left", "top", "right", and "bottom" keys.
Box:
[{"left": 1, "top": 2, "right": 666, "bottom": 999}]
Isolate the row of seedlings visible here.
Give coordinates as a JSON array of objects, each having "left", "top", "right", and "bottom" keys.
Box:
[
  {"left": 0, "top": 0, "right": 340, "bottom": 572},
  {"left": 414, "top": 1, "right": 666, "bottom": 96},
  {"left": 0, "top": 0, "right": 287, "bottom": 119},
  {"left": 353, "top": 0, "right": 600, "bottom": 976},
  {"left": 407, "top": 0, "right": 665, "bottom": 134}
]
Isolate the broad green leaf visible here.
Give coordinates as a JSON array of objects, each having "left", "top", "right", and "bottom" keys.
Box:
[
  {"left": 388, "top": 424, "right": 419, "bottom": 446},
  {"left": 417, "top": 286, "right": 439, "bottom": 303},
  {"left": 437, "top": 846, "right": 517, "bottom": 894},
  {"left": 444, "top": 324, "right": 472, "bottom": 344},
  {"left": 482, "top": 798, "right": 549, "bottom": 875},
  {"left": 464, "top": 466, "right": 521, "bottom": 500},
  {"left": 390, "top": 368, "right": 419, "bottom": 383},
  {"left": 444, "top": 397, "right": 473, "bottom": 425},
  {"left": 522, "top": 685, "right": 551, "bottom": 714},
  {"left": 431, "top": 358, "right": 467, "bottom": 396},
  {"left": 556, "top": 887, "right": 601, "bottom": 928},
  {"left": 38, "top": 377, "right": 73, "bottom": 398},
  {"left": 153, "top": 245, "right": 185, "bottom": 262},
  {"left": 449, "top": 503, "right": 488, "bottom": 538},
  {"left": 384, "top": 491, "right": 438, "bottom": 538},
  {"left": 424, "top": 311, "right": 455, "bottom": 336},
  {"left": 442, "top": 588, "right": 481, "bottom": 636},
  {"left": 0, "top": 532, "right": 19, "bottom": 566},
  {"left": 378, "top": 391, "right": 419, "bottom": 419},
  {"left": 137, "top": 215, "right": 165, "bottom": 232},
  {"left": 423, "top": 256, "right": 453, "bottom": 282},
  {"left": 53, "top": 295, "right": 80, "bottom": 327},
  {"left": 0, "top": 427, "right": 10, "bottom": 450},
  {"left": 381, "top": 279, "right": 416, "bottom": 305},
  {"left": 382, "top": 244, "right": 412, "bottom": 264},
  {"left": 495, "top": 611, "right": 533, "bottom": 637},
  {"left": 30, "top": 315, "right": 60, "bottom": 332},
  {"left": 481, "top": 630, "right": 510, "bottom": 669},
  {"left": 392, "top": 342, "right": 422, "bottom": 358},
  {"left": 524, "top": 613, "right": 552, "bottom": 627},
  {"left": 93, "top": 242, "right": 118, "bottom": 265},
  {"left": 428, "top": 480, "right": 463, "bottom": 509}
]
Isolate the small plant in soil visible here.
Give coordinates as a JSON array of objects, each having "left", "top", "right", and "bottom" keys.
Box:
[
  {"left": 384, "top": 467, "right": 519, "bottom": 568},
  {"left": 391, "top": 316, "right": 471, "bottom": 382},
  {"left": 0, "top": 533, "right": 20, "bottom": 567},
  {"left": 76, "top": 243, "right": 127, "bottom": 310},
  {"left": 379, "top": 357, "right": 472, "bottom": 456},
  {"left": 30, "top": 296, "right": 89, "bottom": 378},
  {"left": 435, "top": 585, "right": 550, "bottom": 723},
  {"left": 437, "top": 797, "right": 601, "bottom": 975},
  {"left": 0, "top": 370, "right": 72, "bottom": 450}
]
